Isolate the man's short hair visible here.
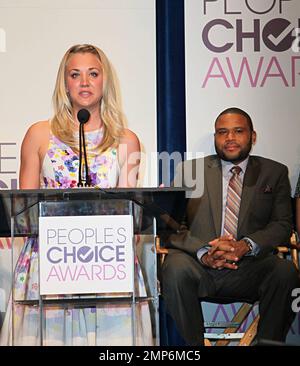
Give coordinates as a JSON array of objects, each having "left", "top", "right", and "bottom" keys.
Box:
[{"left": 215, "top": 107, "right": 254, "bottom": 132}]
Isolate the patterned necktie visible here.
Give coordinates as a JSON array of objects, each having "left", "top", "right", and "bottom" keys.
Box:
[{"left": 224, "top": 166, "right": 242, "bottom": 239}]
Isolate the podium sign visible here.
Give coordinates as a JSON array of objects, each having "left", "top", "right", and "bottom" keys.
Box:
[
  {"left": 39, "top": 215, "right": 134, "bottom": 295},
  {"left": 0, "top": 188, "right": 187, "bottom": 345}
]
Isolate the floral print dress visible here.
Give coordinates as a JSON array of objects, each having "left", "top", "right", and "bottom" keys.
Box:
[
  {"left": 0, "top": 128, "right": 153, "bottom": 346},
  {"left": 41, "top": 128, "right": 119, "bottom": 188}
]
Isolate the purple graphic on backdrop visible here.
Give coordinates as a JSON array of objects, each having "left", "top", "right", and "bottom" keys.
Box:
[
  {"left": 201, "top": 0, "right": 300, "bottom": 88},
  {"left": 202, "top": 18, "right": 297, "bottom": 53}
]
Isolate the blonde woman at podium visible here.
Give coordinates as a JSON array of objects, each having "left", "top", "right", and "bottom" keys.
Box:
[{"left": 0, "top": 44, "right": 153, "bottom": 346}]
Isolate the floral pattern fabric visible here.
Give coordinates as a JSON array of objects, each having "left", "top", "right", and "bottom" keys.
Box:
[{"left": 41, "top": 128, "right": 119, "bottom": 189}]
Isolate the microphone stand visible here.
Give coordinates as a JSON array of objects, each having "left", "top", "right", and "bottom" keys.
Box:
[
  {"left": 77, "top": 109, "right": 91, "bottom": 187},
  {"left": 77, "top": 122, "right": 84, "bottom": 187},
  {"left": 81, "top": 123, "right": 91, "bottom": 187},
  {"left": 77, "top": 121, "right": 91, "bottom": 187}
]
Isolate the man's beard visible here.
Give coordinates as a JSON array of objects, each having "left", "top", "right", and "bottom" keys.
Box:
[{"left": 215, "top": 140, "right": 252, "bottom": 163}]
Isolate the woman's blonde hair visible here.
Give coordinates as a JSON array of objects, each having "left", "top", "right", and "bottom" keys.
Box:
[{"left": 51, "top": 44, "right": 125, "bottom": 153}]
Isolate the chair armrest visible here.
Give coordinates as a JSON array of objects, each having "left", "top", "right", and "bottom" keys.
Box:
[
  {"left": 155, "top": 236, "right": 169, "bottom": 255},
  {"left": 277, "top": 231, "right": 299, "bottom": 270},
  {"left": 155, "top": 237, "right": 169, "bottom": 266}
]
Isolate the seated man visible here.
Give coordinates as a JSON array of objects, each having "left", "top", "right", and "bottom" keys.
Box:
[{"left": 162, "top": 107, "right": 300, "bottom": 346}]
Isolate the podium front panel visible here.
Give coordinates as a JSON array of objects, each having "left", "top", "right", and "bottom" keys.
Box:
[{"left": 7, "top": 196, "right": 159, "bottom": 346}]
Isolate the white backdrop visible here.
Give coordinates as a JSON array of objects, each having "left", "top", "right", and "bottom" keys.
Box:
[
  {"left": 0, "top": 0, "right": 157, "bottom": 188},
  {"left": 185, "top": 0, "right": 300, "bottom": 192}
]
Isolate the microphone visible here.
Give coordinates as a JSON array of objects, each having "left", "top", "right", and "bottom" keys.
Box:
[
  {"left": 77, "top": 108, "right": 90, "bottom": 124},
  {"left": 77, "top": 109, "right": 91, "bottom": 187}
]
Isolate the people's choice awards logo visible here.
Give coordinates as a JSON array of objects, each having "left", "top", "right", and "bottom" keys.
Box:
[
  {"left": 201, "top": 0, "right": 300, "bottom": 88},
  {"left": 39, "top": 215, "right": 134, "bottom": 295}
]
